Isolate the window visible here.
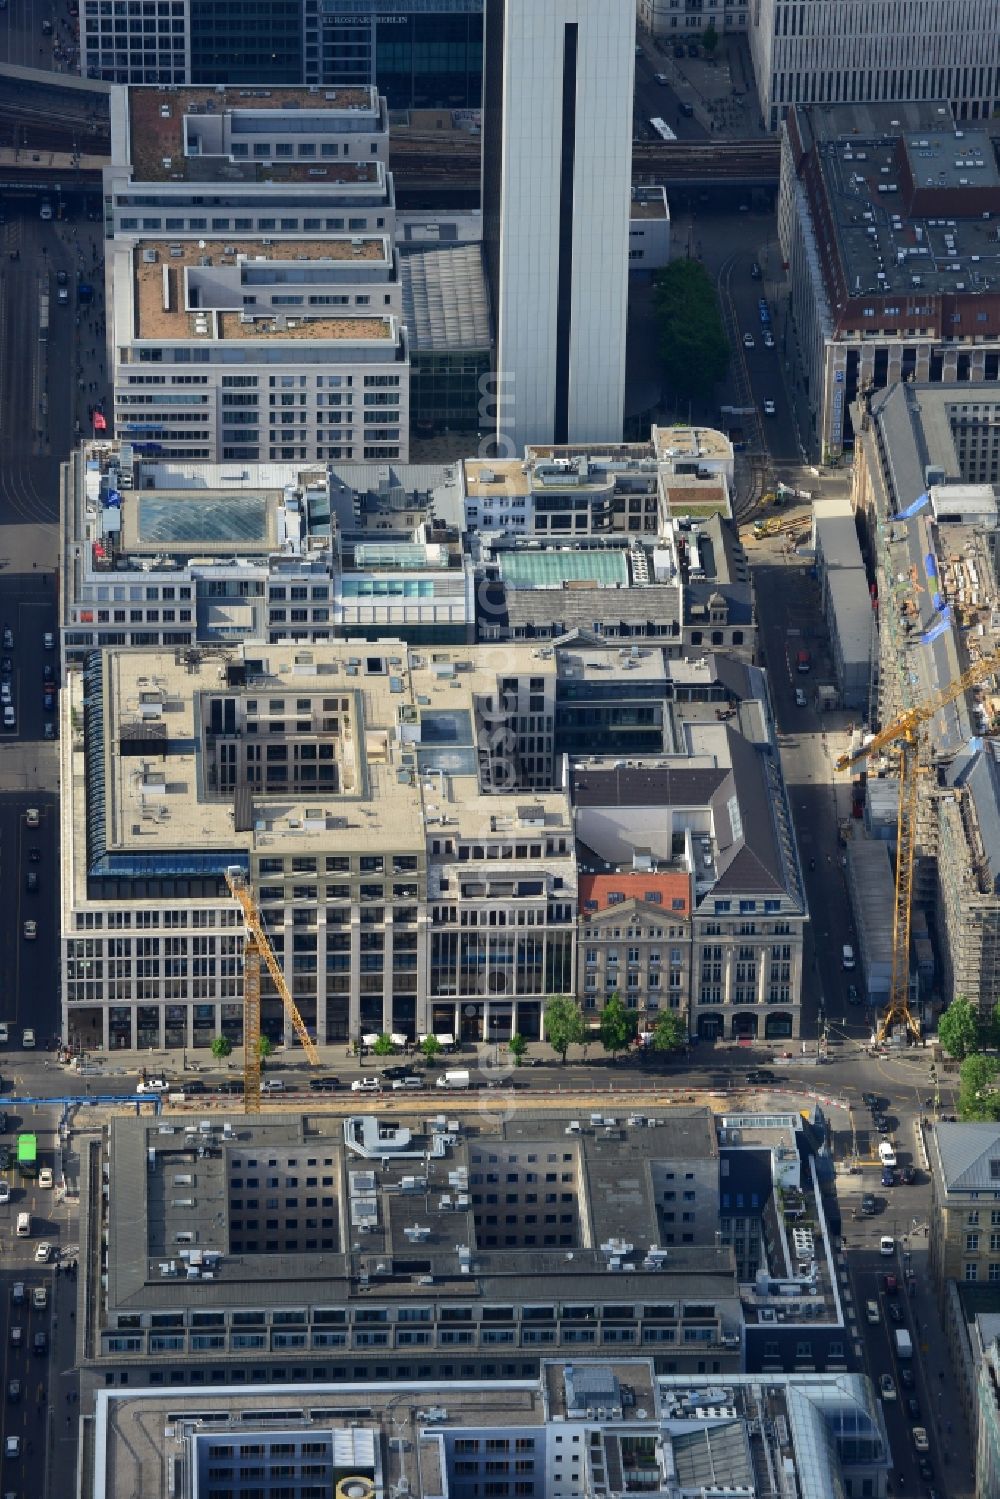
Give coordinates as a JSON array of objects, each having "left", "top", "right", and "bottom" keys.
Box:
[{"left": 966, "top": 1262, "right": 979, "bottom": 1282}]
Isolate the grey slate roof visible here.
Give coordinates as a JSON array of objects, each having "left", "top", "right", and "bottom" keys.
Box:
[
  {"left": 934, "top": 1121, "right": 1000, "bottom": 1191},
  {"left": 949, "top": 739, "right": 1000, "bottom": 893},
  {"left": 504, "top": 584, "right": 681, "bottom": 633}
]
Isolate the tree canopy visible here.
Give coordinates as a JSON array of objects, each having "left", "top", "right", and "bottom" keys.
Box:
[
  {"left": 544, "top": 995, "right": 587, "bottom": 1063},
  {"left": 938, "top": 994, "right": 981, "bottom": 1061},
  {"left": 958, "top": 1053, "right": 1000, "bottom": 1121},
  {"left": 651, "top": 258, "right": 730, "bottom": 405},
  {"left": 650, "top": 1010, "right": 687, "bottom": 1052},
  {"left": 599, "top": 994, "right": 639, "bottom": 1060}
]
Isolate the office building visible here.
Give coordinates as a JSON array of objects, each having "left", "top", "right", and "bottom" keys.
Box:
[
  {"left": 78, "top": 1103, "right": 848, "bottom": 1398},
  {"left": 978, "top": 1334, "right": 1000, "bottom": 1499},
  {"left": 851, "top": 379, "right": 1000, "bottom": 1012},
  {"left": 638, "top": 1, "right": 747, "bottom": 41},
  {"left": 84, "top": 0, "right": 483, "bottom": 109},
  {"left": 463, "top": 425, "right": 735, "bottom": 539},
  {"left": 482, "top": 0, "right": 634, "bottom": 453},
  {"left": 475, "top": 517, "right": 754, "bottom": 660},
  {"left": 105, "top": 86, "right": 410, "bottom": 463},
  {"left": 92, "top": 1365, "right": 891, "bottom": 1499},
  {"left": 104, "top": 86, "right": 396, "bottom": 243},
  {"left": 60, "top": 633, "right": 800, "bottom": 1051},
  {"left": 749, "top": 0, "right": 1000, "bottom": 133},
  {"left": 60, "top": 640, "right": 575, "bottom": 1052},
  {"left": 778, "top": 102, "right": 1000, "bottom": 462},
  {"left": 59, "top": 444, "right": 471, "bottom": 662},
  {"left": 571, "top": 731, "right": 805, "bottom": 1044}
]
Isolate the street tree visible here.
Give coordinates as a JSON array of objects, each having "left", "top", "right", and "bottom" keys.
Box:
[
  {"left": 420, "top": 1034, "right": 443, "bottom": 1064},
  {"left": 544, "top": 995, "right": 587, "bottom": 1064},
  {"left": 599, "top": 994, "right": 638, "bottom": 1061},
  {"left": 701, "top": 24, "right": 719, "bottom": 56},
  {"left": 257, "top": 1035, "right": 274, "bottom": 1060},
  {"left": 938, "top": 993, "right": 981, "bottom": 1061},
  {"left": 958, "top": 1052, "right": 1000, "bottom": 1121},
  {"left": 211, "top": 1035, "right": 232, "bottom": 1060},
  {"left": 372, "top": 1033, "right": 395, "bottom": 1056},
  {"left": 650, "top": 1011, "right": 687, "bottom": 1052},
  {"left": 508, "top": 1033, "right": 528, "bottom": 1066}
]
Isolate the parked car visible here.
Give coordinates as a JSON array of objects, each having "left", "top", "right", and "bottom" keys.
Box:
[
  {"left": 136, "top": 1077, "right": 168, "bottom": 1094},
  {"left": 351, "top": 1078, "right": 382, "bottom": 1094},
  {"left": 5, "top": 1434, "right": 20, "bottom": 1457},
  {"left": 260, "top": 1079, "right": 285, "bottom": 1093},
  {"left": 907, "top": 1396, "right": 921, "bottom": 1421},
  {"left": 879, "top": 1374, "right": 897, "bottom": 1401},
  {"left": 0, "top": 1182, "right": 11, "bottom": 1206},
  {"left": 22, "top": 1029, "right": 35, "bottom": 1049},
  {"left": 900, "top": 1164, "right": 917, "bottom": 1184},
  {"left": 881, "top": 1167, "right": 895, "bottom": 1187}
]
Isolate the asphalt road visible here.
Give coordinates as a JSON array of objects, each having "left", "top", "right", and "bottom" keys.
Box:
[{"left": 0, "top": 0, "right": 74, "bottom": 73}]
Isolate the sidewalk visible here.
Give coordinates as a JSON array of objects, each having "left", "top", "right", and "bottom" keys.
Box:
[{"left": 905, "top": 1240, "right": 975, "bottom": 1497}]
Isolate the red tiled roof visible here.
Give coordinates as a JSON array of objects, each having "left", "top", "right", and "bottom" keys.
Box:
[{"left": 578, "top": 872, "right": 690, "bottom": 917}]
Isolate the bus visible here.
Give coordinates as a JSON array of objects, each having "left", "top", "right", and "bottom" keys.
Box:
[
  {"left": 17, "top": 1134, "right": 37, "bottom": 1179},
  {"left": 649, "top": 117, "right": 677, "bottom": 141}
]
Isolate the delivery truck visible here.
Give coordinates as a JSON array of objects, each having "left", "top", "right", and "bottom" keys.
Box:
[
  {"left": 436, "top": 1069, "right": 471, "bottom": 1090},
  {"left": 895, "top": 1329, "right": 912, "bottom": 1360}
]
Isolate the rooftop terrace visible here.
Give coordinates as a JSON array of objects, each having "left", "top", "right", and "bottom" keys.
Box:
[{"left": 127, "top": 85, "right": 381, "bottom": 183}]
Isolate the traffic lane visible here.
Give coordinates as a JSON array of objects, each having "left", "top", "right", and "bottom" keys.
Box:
[
  {"left": 853, "top": 1258, "right": 939, "bottom": 1492},
  {"left": 5, "top": 794, "right": 59, "bottom": 1041}
]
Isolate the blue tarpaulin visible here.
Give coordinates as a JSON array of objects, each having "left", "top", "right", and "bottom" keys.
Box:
[
  {"left": 925, "top": 553, "right": 938, "bottom": 578},
  {"left": 898, "top": 492, "right": 929, "bottom": 519},
  {"left": 920, "top": 605, "right": 952, "bottom": 646}
]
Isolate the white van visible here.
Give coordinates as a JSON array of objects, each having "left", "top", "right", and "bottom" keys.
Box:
[
  {"left": 878, "top": 1141, "right": 897, "bottom": 1168},
  {"left": 842, "top": 944, "right": 856, "bottom": 970},
  {"left": 15, "top": 1213, "right": 30, "bottom": 1238}
]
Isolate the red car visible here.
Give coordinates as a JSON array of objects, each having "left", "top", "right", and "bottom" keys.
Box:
[{"left": 884, "top": 1273, "right": 898, "bottom": 1294}]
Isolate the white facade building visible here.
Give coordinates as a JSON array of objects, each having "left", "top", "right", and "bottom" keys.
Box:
[
  {"left": 106, "top": 86, "right": 409, "bottom": 463},
  {"left": 482, "top": 0, "right": 633, "bottom": 454},
  {"left": 750, "top": 0, "right": 1000, "bottom": 132}
]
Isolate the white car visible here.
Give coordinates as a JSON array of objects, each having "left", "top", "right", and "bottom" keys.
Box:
[
  {"left": 5, "top": 1435, "right": 20, "bottom": 1458},
  {"left": 0, "top": 1024, "right": 8, "bottom": 1045},
  {"left": 763, "top": 330, "right": 775, "bottom": 348},
  {"left": 31, "top": 1286, "right": 46, "bottom": 1310},
  {"left": 794, "top": 687, "right": 807, "bottom": 707},
  {"left": 26, "top": 808, "right": 40, "bottom": 828},
  {"left": 22, "top": 1028, "right": 35, "bottom": 1048},
  {"left": 136, "top": 1077, "right": 168, "bottom": 1094},
  {"left": 879, "top": 1373, "right": 897, "bottom": 1401},
  {"left": 913, "top": 1426, "right": 929, "bottom": 1451},
  {"left": 261, "top": 1079, "right": 285, "bottom": 1093},
  {"left": 743, "top": 332, "right": 755, "bottom": 349},
  {"left": 22, "top": 922, "right": 36, "bottom": 942},
  {"left": 37, "top": 1168, "right": 53, "bottom": 1189},
  {"left": 2, "top": 705, "right": 14, "bottom": 730},
  {"left": 0, "top": 1182, "right": 10, "bottom": 1206},
  {"left": 351, "top": 1077, "right": 382, "bottom": 1093},
  {"left": 880, "top": 1234, "right": 896, "bottom": 1256},
  {"left": 0, "top": 684, "right": 10, "bottom": 706},
  {"left": 34, "top": 1243, "right": 52, "bottom": 1263},
  {"left": 763, "top": 399, "right": 776, "bottom": 416}
]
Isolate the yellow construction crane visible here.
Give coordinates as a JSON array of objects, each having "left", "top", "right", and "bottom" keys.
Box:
[
  {"left": 835, "top": 647, "right": 1000, "bottom": 1044},
  {"left": 225, "top": 867, "right": 321, "bottom": 1112}
]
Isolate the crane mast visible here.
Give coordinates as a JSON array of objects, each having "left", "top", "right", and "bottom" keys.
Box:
[
  {"left": 835, "top": 647, "right": 1000, "bottom": 1044},
  {"left": 225, "top": 867, "right": 320, "bottom": 1113}
]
